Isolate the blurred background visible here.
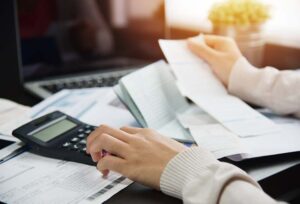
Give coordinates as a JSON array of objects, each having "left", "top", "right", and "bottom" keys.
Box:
[
  {"left": 164, "top": 0, "right": 300, "bottom": 68},
  {"left": 17, "top": 0, "right": 165, "bottom": 80},
  {"left": 17, "top": 0, "right": 300, "bottom": 79}
]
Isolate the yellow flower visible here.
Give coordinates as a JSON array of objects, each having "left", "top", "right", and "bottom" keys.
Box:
[{"left": 209, "top": 0, "right": 270, "bottom": 26}]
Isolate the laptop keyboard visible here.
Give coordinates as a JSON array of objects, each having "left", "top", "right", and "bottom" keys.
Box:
[{"left": 41, "top": 75, "right": 123, "bottom": 94}]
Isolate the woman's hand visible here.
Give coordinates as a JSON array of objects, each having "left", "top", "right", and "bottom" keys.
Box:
[
  {"left": 187, "top": 35, "right": 242, "bottom": 86},
  {"left": 86, "top": 125, "right": 187, "bottom": 189}
]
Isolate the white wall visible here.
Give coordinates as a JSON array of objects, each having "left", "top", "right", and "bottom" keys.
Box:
[
  {"left": 164, "top": 0, "right": 300, "bottom": 46},
  {"left": 165, "top": 0, "right": 219, "bottom": 31},
  {"left": 128, "top": 0, "right": 163, "bottom": 18}
]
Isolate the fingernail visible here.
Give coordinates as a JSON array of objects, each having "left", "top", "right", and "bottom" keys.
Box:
[
  {"left": 92, "top": 157, "right": 96, "bottom": 162},
  {"left": 101, "top": 169, "right": 109, "bottom": 178}
]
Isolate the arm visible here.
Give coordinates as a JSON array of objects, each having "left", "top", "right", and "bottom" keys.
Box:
[
  {"left": 161, "top": 147, "right": 284, "bottom": 204},
  {"left": 229, "top": 57, "right": 300, "bottom": 117},
  {"left": 86, "top": 125, "right": 284, "bottom": 204},
  {"left": 188, "top": 35, "right": 300, "bottom": 118}
]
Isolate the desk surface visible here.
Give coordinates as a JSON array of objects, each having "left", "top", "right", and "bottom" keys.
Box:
[{"left": 5, "top": 90, "right": 300, "bottom": 204}]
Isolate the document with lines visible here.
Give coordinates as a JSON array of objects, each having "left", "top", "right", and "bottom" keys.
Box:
[
  {"left": 177, "top": 103, "right": 300, "bottom": 161},
  {"left": 30, "top": 88, "right": 138, "bottom": 128},
  {"left": 159, "top": 39, "right": 279, "bottom": 137},
  {"left": 115, "top": 60, "right": 194, "bottom": 142},
  {"left": 0, "top": 152, "right": 132, "bottom": 204}
]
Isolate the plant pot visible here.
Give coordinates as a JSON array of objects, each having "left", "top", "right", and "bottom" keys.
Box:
[{"left": 213, "top": 24, "right": 265, "bottom": 67}]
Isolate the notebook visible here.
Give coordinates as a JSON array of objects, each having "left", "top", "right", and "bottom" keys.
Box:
[{"left": 114, "top": 61, "right": 195, "bottom": 142}]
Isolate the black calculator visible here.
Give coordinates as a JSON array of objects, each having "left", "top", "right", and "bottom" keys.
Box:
[{"left": 12, "top": 111, "right": 96, "bottom": 165}]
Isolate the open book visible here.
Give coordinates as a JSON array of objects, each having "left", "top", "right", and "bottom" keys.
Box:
[{"left": 114, "top": 61, "right": 196, "bottom": 142}]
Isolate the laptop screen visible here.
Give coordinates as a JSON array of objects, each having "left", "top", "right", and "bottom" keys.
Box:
[{"left": 16, "top": 0, "right": 165, "bottom": 81}]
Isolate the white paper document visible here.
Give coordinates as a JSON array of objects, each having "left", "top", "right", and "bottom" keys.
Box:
[
  {"left": 189, "top": 124, "right": 247, "bottom": 159},
  {"left": 0, "top": 152, "right": 132, "bottom": 204},
  {"left": 239, "top": 122, "right": 300, "bottom": 160},
  {"left": 177, "top": 105, "right": 217, "bottom": 128},
  {"left": 159, "top": 39, "right": 278, "bottom": 137},
  {"left": 116, "top": 61, "right": 194, "bottom": 142},
  {"left": 30, "top": 88, "right": 138, "bottom": 128},
  {"left": 0, "top": 99, "right": 31, "bottom": 137},
  {"left": 0, "top": 89, "right": 136, "bottom": 203},
  {"left": 247, "top": 157, "right": 300, "bottom": 181},
  {"left": 184, "top": 109, "right": 300, "bottom": 160}
]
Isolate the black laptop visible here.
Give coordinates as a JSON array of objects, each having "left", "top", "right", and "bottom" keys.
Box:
[{"left": 11, "top": 0, "right": 164, "bottom": 99}]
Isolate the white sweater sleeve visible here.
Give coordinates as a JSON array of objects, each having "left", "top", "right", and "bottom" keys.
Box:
[
  {"left": 160, "top": 148, "right": 283, "bottom": 204},
  {"left": 228, "top": 57, "right": 300, "bottom": 118}
]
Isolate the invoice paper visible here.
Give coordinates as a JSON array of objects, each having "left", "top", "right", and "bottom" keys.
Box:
[
  {"left": 0, "top": 152, "right": 132, "bottom": 204},
  {"left": 30, "top": 88, "right": 138, "bottom": 128},
  {"left": 159, "top": 39, "right": 279, "bottom": 137}
]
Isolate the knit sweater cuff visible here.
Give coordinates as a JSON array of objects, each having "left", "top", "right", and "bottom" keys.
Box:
[
  {"left": 160, "top": 147, "right": 260, "bottom": 202},
  {"left": 160, "top": 147, "right": 218, "bottom": 198}
]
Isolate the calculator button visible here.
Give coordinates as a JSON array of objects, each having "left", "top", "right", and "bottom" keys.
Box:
[
  {"left": 85, "top": 130, "right": 92, "bottom": 134},
  {"left": 78, "top": 133, "right": 85, "bottom": 139},
  {"left": 78, "top": 128, "right": 84, "bottom": 133},
  {"left": 71, "top": 137, "right": 79, "bottom": 143},
  {"left": 81, "top": 147, "right": 88, "bottom": 154},
  {"left": 71, "top": 144, "right": 79, "bottom": 150},
  {"left": 85, "top": 125, "right": 91, "bottom": 129},
  {"left": 79, "top": 139, "right": 87, "bottom": 145},
  {"left": 62, "top": 142, "right": 71, "bottom": 148}
]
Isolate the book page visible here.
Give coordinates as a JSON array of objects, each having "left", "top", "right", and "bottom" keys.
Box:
[
  {"left": 158, "top": 119, "right": 194, "bottom": 142},
  {"left": 177, "top": 104, "right": 217, "bottom": 128},
  {"left": 119, "top": 61, "right": 192, "bottom": 141},
  {"left": 114, "top": 84, "right": 147, "bottom": 127}
]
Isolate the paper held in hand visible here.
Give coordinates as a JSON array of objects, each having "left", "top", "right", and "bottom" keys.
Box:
[{"left": 158, "top": 37, "right": 279, "bottom": 137}]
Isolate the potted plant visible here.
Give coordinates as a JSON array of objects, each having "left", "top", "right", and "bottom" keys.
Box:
[{"left": 209, "top": 0, "right": 270, "bottom": 66}]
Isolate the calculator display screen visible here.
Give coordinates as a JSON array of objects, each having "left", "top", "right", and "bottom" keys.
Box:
[{"left": 32, "top": 119, "right": 77, "bottom": 142}]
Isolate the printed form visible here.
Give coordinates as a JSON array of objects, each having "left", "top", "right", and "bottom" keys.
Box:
[
  {"left": 0, "top": 152, "right": 132, "bottom": 204},
  {"left": 30, "top": 88, "right": 138, "bottom": 128},
  {"left": 159, "top": 39, "right": 279, "bottom": 137}
]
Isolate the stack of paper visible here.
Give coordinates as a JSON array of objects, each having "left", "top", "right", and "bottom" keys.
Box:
[
  {"left": 113, "top": 57, "right": 300, "bottom": 160},
  {"left": 0, "top": 88, "right": 137, "bottom": 203},
  {"left": 159, "top": 39, "right": 278, "bottom": 137},
  {"left": 158, "top": 38, "right": 300, "bottom": 161},
  {"left": 0, "top": 99, "right": 31, "bottom": 140},
  {"left": 0, "top": 88, "right": 138, "bottom": 140},
  {"left": 0, "top": 99, "right": 30, "bottom": 136},
  {"left": 30, "top": 88, "right": 138, "bottom": 128}
]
